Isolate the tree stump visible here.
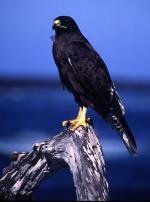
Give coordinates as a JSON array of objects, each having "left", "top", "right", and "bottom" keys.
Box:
[{"left": 0, "top": 121, "right": 109, "bottom": 201}]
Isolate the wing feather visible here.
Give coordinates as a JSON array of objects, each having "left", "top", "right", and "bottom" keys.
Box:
[{"left": 66, "top": 39, "right": 124, "bottom": 114}]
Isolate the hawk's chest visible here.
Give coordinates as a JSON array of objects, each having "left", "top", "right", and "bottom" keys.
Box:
[
  {"left": 53, "top": 39, "right": 68, "bottom": 62},
  {"left": 53, "top": 39, "right": 74, "bottom": 79}
]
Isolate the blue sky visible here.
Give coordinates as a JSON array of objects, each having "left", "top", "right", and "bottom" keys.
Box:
[{"left": 0, "top": 0, "right": 150, "bottom": 81}]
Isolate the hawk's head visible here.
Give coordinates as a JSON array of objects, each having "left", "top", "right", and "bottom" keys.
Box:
[{"left": 52, "top": 16, "right": 80, "bottom": 35}]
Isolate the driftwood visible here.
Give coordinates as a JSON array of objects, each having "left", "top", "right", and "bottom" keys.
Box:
[{"left": 0, "top": 120, "right": 109, "bottom": 201}]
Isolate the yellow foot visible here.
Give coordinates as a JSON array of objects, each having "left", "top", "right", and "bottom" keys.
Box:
[
  {"left": 62, "top": 119, "right": 77, "bottom": 127},
  {"left": 62, "top": 118, "right": 87, "bottom": 131},
  {"left": 71, "top": 118, "right": 87, "bottom": 131}
]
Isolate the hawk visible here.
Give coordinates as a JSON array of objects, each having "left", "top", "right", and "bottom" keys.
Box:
[{"left": 52, "top": 16, "right": 137, "bottom": 154}]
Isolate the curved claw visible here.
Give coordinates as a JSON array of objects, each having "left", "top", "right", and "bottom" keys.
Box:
[
  {"left": 62, "top": 118, "right": 87, "bottom": 131},
  {"left": 70, "top": 118, "right": 87, "bottom": 131},
  {"left": 62, "top": 106, "right": 88, "bottom": 131},
  {"left": 62, "top": 120, "right": 70, "bottom": 127},
  {"left": 62, "top": 119, "right": 78, "bottom": 127}
]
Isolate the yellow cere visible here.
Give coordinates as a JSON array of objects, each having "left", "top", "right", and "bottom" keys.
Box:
[{"left": 54, "top": 20, "right": 60, "bottom": 25}]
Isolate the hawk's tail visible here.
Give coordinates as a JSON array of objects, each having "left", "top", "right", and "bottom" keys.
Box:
[{"left": 107, "top": 114, "right": 137, "bottom": 155}]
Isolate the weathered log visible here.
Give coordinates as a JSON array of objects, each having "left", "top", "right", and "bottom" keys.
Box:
[{"left": 0, "top": 121, "right": 109, "bottom": 201}]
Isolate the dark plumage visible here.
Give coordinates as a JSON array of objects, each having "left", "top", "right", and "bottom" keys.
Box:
[{"left": 52, "top": 16, "right": 137, "bottom": 154}]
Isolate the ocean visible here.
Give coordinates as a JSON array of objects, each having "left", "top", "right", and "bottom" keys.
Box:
[{"left": 0, "top": 82, "right": 150, "bottom": 201}]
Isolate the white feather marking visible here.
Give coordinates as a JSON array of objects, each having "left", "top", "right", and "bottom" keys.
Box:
[
  {"left": 123, "top": 133, "right": 129, "bottom": 145},
  {"left": 110, "top": 87, "right": 114, "bottom": 96},
  {"left": 112, "top": 115, "right": 117, "bottom": 120},
  {"left": 112, "top": 83, "right": 125, "bottom": 114},
  {"left": 68, "top": 57, "right": 73, "bottom": 67},
  {"left": 119, "top": 99, "right": 125, "bottom": 114},
  {"left": 67, "top": 57, "right": 79, "bottom": 79}
]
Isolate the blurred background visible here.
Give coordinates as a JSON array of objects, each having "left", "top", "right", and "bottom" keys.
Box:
[{"left": 0, "top": 0, "right": 150, "bottom": 201}]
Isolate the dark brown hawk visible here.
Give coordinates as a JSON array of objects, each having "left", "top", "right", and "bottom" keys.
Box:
[{"left": 52, "top": 16, "right": 137, "bottom": 154}]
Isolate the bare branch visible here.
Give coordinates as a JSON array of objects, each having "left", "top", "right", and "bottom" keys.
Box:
[{"left": 0, "top": 122, "right": 109, "bottom": 201}]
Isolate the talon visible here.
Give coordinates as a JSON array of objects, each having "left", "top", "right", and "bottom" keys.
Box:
[
  {"left": 62, "top": 120, "right": 69, "bottom": 127},
  {"left": 71, "top": 118, "right": 87, "bottom": 131},
  {"left": 62, "top": 106, "right": 87, "bottom": 131},
  {"left": 62, "top": 119, "right": 77, "bottom": 127}
]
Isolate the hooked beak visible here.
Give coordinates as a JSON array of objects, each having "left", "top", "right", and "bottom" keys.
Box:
[
  {"left": 52, "top": 20, "right": 60, "bottom": 29},
  {"left": 52, "top": 19, "right": 67, "bottom": 30}
]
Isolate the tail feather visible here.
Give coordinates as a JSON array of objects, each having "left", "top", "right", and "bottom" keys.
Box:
[{"left": 107, "top": 114, "right": 137, "bottom": 154}]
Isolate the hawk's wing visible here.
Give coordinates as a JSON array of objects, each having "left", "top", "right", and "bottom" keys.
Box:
[{"left": 66, "top": 39, "right": 124, "bottom": 113}]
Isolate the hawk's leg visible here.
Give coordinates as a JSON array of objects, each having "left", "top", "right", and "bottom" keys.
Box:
[{"left": 62, "top": 107, "right": 87, "bottom": 131}]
